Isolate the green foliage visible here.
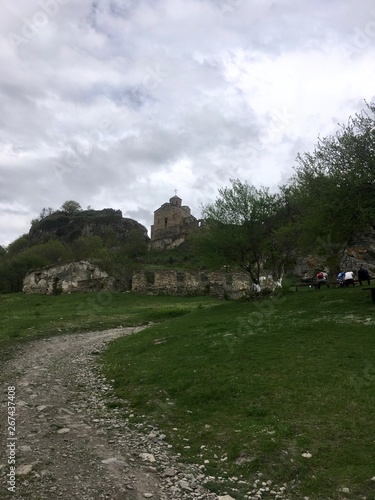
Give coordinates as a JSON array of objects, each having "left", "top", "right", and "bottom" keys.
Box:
[
  {"left": 23, "top": 239, "right": 73, "bottom": 264},
  {"left": 289, "top": 100, "right": 375, "bottom": 254},
  {"left": 0, "top": 204, "right": 149, "bottom": 292},
  {"left": 120, "top": 229, "right": 148, "bottom": 258},
  {"left": 0, "top": 240, "right": 74, "bottom": 292},
  {"left": 141, "top": 244, "right": 201, "bottom": 270},
  {"left": 60, "top": 200, "right": 82, "bottom": 214},
  {"left": 70, "top": 236, "right": 105, "bottom": 260},
  {"left": 0, "top": 253, "right": 46, "bottom": 293},
  {"left": 195, "top": 102, "right": 375, "bottom": 281},
  {"left": 195, "top": 179, "right": 289, "bottom": 284},
  {"left": 6, "top": 234, "right": 30, "bottom": 256},
  {"left": 31, "top": 206, "right": 55, "bottom": 226}
]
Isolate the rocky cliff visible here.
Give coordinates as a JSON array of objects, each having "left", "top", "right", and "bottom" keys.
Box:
[
  {"left": 292, "top": 227, "right": 375, "bottom": 279},
  {"left": 28, "top": 208, "right": 149, "bottom": 245}
]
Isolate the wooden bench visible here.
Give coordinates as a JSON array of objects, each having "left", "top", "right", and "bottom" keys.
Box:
[
  {"left": 292, "top": 281, "right": 331, "bottom": 291},
  {"left": 362, "top": 287, "right": 375, "bottom": 303},
  {"left": 292, "top": 282, "right": 314, "bottom": 291}
]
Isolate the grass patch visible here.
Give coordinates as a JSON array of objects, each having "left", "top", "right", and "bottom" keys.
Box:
[
  {"left": 101, "top": 286, "right": 375, "bottom": 499},
  {"left": 0, "top": 292, "right": 220, "bottom": 365}
]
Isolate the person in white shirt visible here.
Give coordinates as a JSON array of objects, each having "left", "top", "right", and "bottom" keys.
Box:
[{"left": 344, "top": 270, "right": 355, "bottom": 287}]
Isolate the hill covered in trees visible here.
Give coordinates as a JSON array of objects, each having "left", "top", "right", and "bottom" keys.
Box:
[{"left": 0, "top": 202, "right": 149, "bottom": 292}]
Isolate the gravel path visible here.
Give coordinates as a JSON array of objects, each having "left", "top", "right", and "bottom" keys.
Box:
[{"left": 0, "top": 327, "right": 219, "bottom": 500}]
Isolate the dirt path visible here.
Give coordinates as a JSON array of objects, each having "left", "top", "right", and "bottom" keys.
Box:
[{"left": 0, "top": 327, "right": 219, "bottom": 499}]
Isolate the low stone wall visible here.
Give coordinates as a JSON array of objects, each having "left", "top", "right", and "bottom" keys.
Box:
[
  {"left": 23, "top": 261, "right": 117, "bottom": 295},
  {"left": 131, "top": 269, "right": 251, "bottom": 299}
]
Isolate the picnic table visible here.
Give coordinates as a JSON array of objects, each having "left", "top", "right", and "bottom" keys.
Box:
[{"left": 292, "top": 278, "right": 330, "bottom": 291}]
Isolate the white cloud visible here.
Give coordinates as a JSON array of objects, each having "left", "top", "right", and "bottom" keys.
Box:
[{"left": 1, "top": 0, "right": 375, "bottom": 246}]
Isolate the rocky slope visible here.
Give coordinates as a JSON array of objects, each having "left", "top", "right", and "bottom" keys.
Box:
[{"left": 28, "top": 208, "right": 149, "bottom": 246}]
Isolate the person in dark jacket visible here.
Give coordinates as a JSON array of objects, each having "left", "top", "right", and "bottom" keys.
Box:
[{"left": 357, "top": 265, "right": 371, "bottom": 286}]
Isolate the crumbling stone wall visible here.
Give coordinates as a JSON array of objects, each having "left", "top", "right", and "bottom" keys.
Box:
[
  {"left": 131, "top": 269, "right": 251, "bottom": 299},
  {"left": 23, "top": 260, "right": 117, "bottom": 294}
]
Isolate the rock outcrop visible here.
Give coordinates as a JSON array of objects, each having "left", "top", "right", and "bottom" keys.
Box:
[
  {"left": 292, "top": 228, "right": 375, "bottom": 279},
  {"left": 29, "top": 208, "right": 149, "bottom": 246},
  {"left": 23, "top": 260, "right": 117, "bottom": 294},
  {"left": 341, "top": 228, "right": 375, "bottom": 273}
]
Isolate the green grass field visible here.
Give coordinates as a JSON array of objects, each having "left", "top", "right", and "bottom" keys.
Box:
[
  {"left": 101, "top": 287, "right": 375, "bottom": 499},
  {"left": 1, "top": 287, "right": 375, "bottom": 498},
  {"left": 0, "top": 292, "right": 220, "bottom": 363}
]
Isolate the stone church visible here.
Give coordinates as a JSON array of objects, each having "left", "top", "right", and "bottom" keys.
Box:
[{"left": 150, "top": 195, "right": 200, "bottom": 249}]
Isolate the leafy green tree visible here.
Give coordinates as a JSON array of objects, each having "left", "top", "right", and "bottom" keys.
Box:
[
  {"left": 286, "top": 100, "right": 375, "bottom": 267},
  {"left": 194, "top": 179, "right": 289, "bottom": 285},
  {"left": 69, "top": 236, "right": 104, "bottom": 260},
  {"left": 0, "top": 254, "right": 46, "bottom": 292},
  {"left": 31, "top": 207, "right": 55, "bottom": 226},
  {"left": 22, "top": 240, "right": 72, "bottom": 265},
  {"left": 60, "top": 200, "right": 82, "bottom": 214},
  {"left": 120, "top": 229, "right": 148, "bottom": 259},
  {"left": 6, "top": 235, "right": 30, "bottom": 256}
]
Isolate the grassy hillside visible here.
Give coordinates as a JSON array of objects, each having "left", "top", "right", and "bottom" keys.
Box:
[
  {"left": 1, "top": 287, "right": 374, "bottom": 498},
  {"left": 0, "top": 292, "right": 220, "bottom": 364},
  {"left": 101, "top": 286, "right": 375, "bottom": 499}
]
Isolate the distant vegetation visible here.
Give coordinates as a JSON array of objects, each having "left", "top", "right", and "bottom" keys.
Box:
[{"left": 0, "top": 202, "right": 148, "bottom": 292}]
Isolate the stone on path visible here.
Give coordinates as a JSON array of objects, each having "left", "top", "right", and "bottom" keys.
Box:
[
  {"left": 17, "top": 464, "right": 35, "bottom": 475},
  {"left": 139, "top": 452, "right": 156, "bottom": 463},
  {"left": 56, "top": 427, "right": 70, "bottom": 434}
]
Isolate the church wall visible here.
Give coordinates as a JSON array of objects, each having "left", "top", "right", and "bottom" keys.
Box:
[{"left": 150, "top": 196, "right": 198, "bottom": 249}]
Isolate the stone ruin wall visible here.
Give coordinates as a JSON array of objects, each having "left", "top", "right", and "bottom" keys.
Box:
[
  {"left": 131, "top": 269, "right": 251, "bottom": 299},
  {"left": 23, "top": 260, "right": 117, "bottom": 295},
  {"left": 23, "top": 263, "right": 253, "bottom": 298}
]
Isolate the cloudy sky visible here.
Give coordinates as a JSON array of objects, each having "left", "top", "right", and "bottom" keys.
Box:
[{"left": 1, "top": 0, "right": 375, "bottom": 246}]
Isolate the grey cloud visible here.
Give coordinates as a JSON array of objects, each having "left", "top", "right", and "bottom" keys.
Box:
[{"left": 0, "top": 0, "right": 374, "bottom": 245}]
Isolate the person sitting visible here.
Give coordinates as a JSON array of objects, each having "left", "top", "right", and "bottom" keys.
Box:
[
  {"left": 357, "top": 264, "right": 371, "bottom": 286},
  {"left": 344, "top": 270, "right": 355, "bottom": 287},
  {"left": 337, "top": 271, "right": 345, "bottom": 287},
  {"left": 316, "top": 271, "right": 329, "bottom": 289}
]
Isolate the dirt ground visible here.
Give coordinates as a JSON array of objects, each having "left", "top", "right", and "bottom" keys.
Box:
[{"left": 0, "top": 327, "right": 219, "bottom": 499}]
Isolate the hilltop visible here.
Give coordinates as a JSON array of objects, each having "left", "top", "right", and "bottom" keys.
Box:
[
  {"left": 0, "top": 204, "right": 150, "bottom": 293},
  {"left": 28, "top": 207, "right": 149, "bottom": 246}
]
